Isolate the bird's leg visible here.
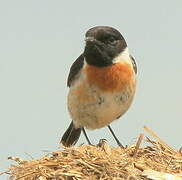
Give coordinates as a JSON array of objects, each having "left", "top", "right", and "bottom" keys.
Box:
[
  {"left": 82, "top": 128, "right": 92, "bottom": 145},
  {"left": 107, "top": 125, "right": 124, "bottom": 147}
]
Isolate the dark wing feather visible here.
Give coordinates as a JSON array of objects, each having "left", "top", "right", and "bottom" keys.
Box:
[
  {"left": 130, "top": 55, "right": 137, "bottom": 74},
  {"left": 67, "top": 54, "right": 84, "bottom": 87}
]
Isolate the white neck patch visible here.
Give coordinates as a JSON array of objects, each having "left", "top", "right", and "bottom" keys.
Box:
[{"left": 113, "top": 47, "right": 130, "bottom": 64}]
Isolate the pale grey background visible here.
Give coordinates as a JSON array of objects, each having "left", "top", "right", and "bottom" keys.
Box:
[{"left": 0, "top": 0, "right": 182, "bottom": 177}]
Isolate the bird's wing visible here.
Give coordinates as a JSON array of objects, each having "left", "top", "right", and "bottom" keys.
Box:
[
  {"left": 67, "top": 54, "right": 84, "bottom": 87},
  {"left": 130, "top": 55, "right": 137, "bottom": 74}
]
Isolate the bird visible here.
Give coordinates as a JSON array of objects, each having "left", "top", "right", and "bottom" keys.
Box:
[{"left": 60, "top": 26, "right": 137, "bottom": 147}]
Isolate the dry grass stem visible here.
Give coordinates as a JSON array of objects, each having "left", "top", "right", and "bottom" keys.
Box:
[{"left": 2, "top": 127, "right": 182, "bottom": 180}]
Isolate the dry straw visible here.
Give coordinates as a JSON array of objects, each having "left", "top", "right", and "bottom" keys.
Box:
[{"left": 3, "top": 126, "right": 182, "bottom": 180}]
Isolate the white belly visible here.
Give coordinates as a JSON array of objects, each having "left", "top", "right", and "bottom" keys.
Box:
[{"left": 67, "top": 81, "right": 136, "bottom": 129}]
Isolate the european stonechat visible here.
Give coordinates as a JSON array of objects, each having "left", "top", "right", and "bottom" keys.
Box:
[{"left": 61, "top": 26, "right": 137, "bottom": 147}]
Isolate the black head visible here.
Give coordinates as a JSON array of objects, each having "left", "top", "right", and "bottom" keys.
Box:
[{"left": 83, "top": 26, "right": 127, "bottom": 67}]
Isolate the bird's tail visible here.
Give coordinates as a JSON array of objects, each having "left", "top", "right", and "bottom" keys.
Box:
[{"left": 60, "top": 121, "right": 81, "bottom": 147}]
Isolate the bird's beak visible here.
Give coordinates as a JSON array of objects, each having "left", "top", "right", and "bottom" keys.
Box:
[{"left": 85, "top": 37, "right": 95, "bottom": 42}]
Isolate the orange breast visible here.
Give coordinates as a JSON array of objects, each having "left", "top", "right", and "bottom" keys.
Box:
[{"left": 85, "top": 62, "right": 134, "bottom": 92}]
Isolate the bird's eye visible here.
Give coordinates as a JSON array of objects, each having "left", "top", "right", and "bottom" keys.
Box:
[{"left": 108, "top": 36, "right": 116, "bottom": 43}]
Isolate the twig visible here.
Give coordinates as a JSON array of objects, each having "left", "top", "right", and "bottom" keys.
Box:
[
  {"left": 133, "top": 133, "right": 144, "bottom": 157},
  {"left": 0, "top": 170, "right": 10, "bottom": 176},
  {"left": 144, "top": 126, "right": 178, "bottom": 155}
]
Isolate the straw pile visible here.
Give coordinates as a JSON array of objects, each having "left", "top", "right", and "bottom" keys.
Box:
[{"left": 4, "top": 126, "right": 182, "bottom": 180}]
